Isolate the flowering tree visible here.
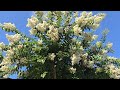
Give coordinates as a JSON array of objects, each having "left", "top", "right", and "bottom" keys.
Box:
[{"left": 0, "top": 11, "right": 120, "bottom": 79}]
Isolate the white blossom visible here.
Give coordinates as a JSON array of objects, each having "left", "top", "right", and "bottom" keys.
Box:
[
  {"left": 76, "top": 41, "right": 81, "bottom": 46},
  {"left": 2, "top": 23, "right": 16, "bottom": 31},
  {"left": 92, "top": 35, "right": 98, "bottom": 41},
  {"left": 106, "top": 42, "right": 113, "bottom": 49},
  {"left": 101, "top": 49, "right": 108, "bottom": 54},
  {"left": 87, "top": 12, "right": 93, "bottom": 17},
  {"left": 94, "top": 13, "right": 106, "bottom": 24},
  {"left": 38, "top": 39, "right": 43, "bottom": 46},
  {"left": 69, "top": 67, "right": 76, "bottom": 74},
  {"left": 0, "top": 42, "right": 5, "bottom": 50},
  {"left": 73, "top": 25, "right": 82, "bottom": 36},
  {"left": 87, "top": 61, "right": 94, "bottom": 68},
  {"left": 75, "top": 16, "right": 84, "bottom": 25},
  {"left": 48, "top": 53, "right": 56, "bottom": 61},
  {"left": 73, "top": 11, "right": 79, "bottom": 17},
  {"left": 36, "top": 21, "right": 48, "bottom": 32},
  {"left": 26, "top": 16, "right": 39, "bottom": 28},
  {"left": 64, "top": 26, "right": 69, "bottom": 33},
  {"left": 36, "top": 23, "right": 45, "bottom": 32},
  {"left": 71, "top": 53, "right": 81, "bottom": 65},
  {"left": 81, "top": 11, "right": 88, "bottom": 17},
  {"left": 6, "top": 49, "right": 14, "bottom": 57},
  {"left": 0, "top": 57, "right": 11, "bottom": 66},
  {"left": 3, "top": 74, "right": 9, "bottom": 78},
  {"left": 47, "top": 25, "right": 59, "bottom": 41},
  {"left": 80, "top": 46, "right": 84, "bottom": 51},
  {"left": 96, "top": 41, "right": 102, "bottom": 48},
  {"left": 94, "top": 17, "right": 104, "bottom": 24},
  {"left": 0, "top": 65, "right": 9, "bottom": 72},
  {"left": 29, "top": 29, "right": 37, "bottom": 35},
  {"left": 91, "top": 24, "right": 100, "bottom": 30},
  {"left": 82, "top": 53, "right": 88, "bottom": 60},
  {"left": 105, "top": 63, "right": 120, "bottom": 79},
  {"left": 6, "top": 34, "right": 21, "bottom": 44}
]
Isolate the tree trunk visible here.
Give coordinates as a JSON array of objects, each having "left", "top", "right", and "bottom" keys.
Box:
[{"left": 51, "top": 62, "right": 56, "bottom": 79}]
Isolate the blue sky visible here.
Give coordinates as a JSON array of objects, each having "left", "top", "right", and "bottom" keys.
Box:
[{"left": 0, "top": 11, "right": 120, "bottom": 79}]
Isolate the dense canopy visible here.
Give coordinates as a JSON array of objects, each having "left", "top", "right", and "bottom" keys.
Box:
[{"left": 0, "top": 11, "right": 120, "bottom": 79}]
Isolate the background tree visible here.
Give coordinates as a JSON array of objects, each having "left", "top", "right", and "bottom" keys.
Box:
[{"left": 0, "top": 11, "right": 120, "bottom": 79}]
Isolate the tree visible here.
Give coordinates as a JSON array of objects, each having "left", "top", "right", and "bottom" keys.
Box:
[{"left": 0, "top": 11, "right": 120, "bottom": 79}]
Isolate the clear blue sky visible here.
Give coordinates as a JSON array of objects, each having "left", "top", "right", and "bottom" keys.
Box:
[{"left": 0, "top": 11, "right": 120, "bottom": 79}]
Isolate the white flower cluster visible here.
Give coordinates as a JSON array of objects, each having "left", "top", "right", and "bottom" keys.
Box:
[
  {"left": 47, "top": 25, "right": 59, "bottom": 41},
  {"left": 73, "top": 25, "right": 82, "bottom": 36},
  {"left": 64, "top": 26, "right": 70, "bottom": 33},
  {"left": 26, "top": 16, "right": 39, "bottom": 28},
  {"left": 83, "top": 33, "right": 93, "bottom": 41},
  {"left": 3, "top": 74, "right": 9, "bottom": 78},
  {"left": 94, "top": 13, "right": 106, "bottom": 24},
  {"left": 79, "top": 53, "right": 89, "bottom": 66},
  {"left": 73, "top": 11, "right": 79, "bottom": 17},
  {"left": 2, "top": 23, "right": 16, "bottom": 31},
  {"left": 76, "top": 41, "right": 81, "bottom": 46},
  {"left": 101, "top": 49, "right": 108, "bottom": 54},
  {"left": 105, "top": 64, "right": 120, "bottom": 79},
  {"left": 87, "top": 61, "right": 94, "bottom": 68},
  {"left": 29, "top": 29, "right": 37, "bottom": 35},
  {"left": 0, "top": 57, "right": 12, "bottom": 77},
  {"left": 75, "top": 11, "right": 106, "bottom": 30},
  {"left": 6, "top": 49, "right": 14, "bottom": 57},
  {"left": 106, "top": 42, "right": 113, "bottom": 49},
  {"left": 92, "top": 35, "right": 98, "bottom": 41},
  {"left": 36, "top": 21, "right": 48, "bottom": 33},
  {"left": 0, "top": 56, "right": 12, "bottom": 66},
  {"left": 0, "top": 42, "right": 5, "bottom": 50},
  {"left": 48, "top": 53, "right": 56, "bottom": 61},
  {"left": 69, "top": 67, "right": 76, "bottom": 74},
  {"left": 71, "top": 53, "right": 81, "bottom": 65},
  {"left": 0, "top": 65, "right": 10, "bottom": 72},
  {"left": 80, "top": 46, "right": 84, "bottom": 52},
  {"left": 81, "top": 53, "right": 88, "bottom": 60},
  {"left": 38, "top": 39, "right": 43, "bottom": 46},
  {"left": 96, "top": 41, "right": 102, "bottom": 48},
  {"left": 6, "top": 34, "right": 21, "bottom": 44}
]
